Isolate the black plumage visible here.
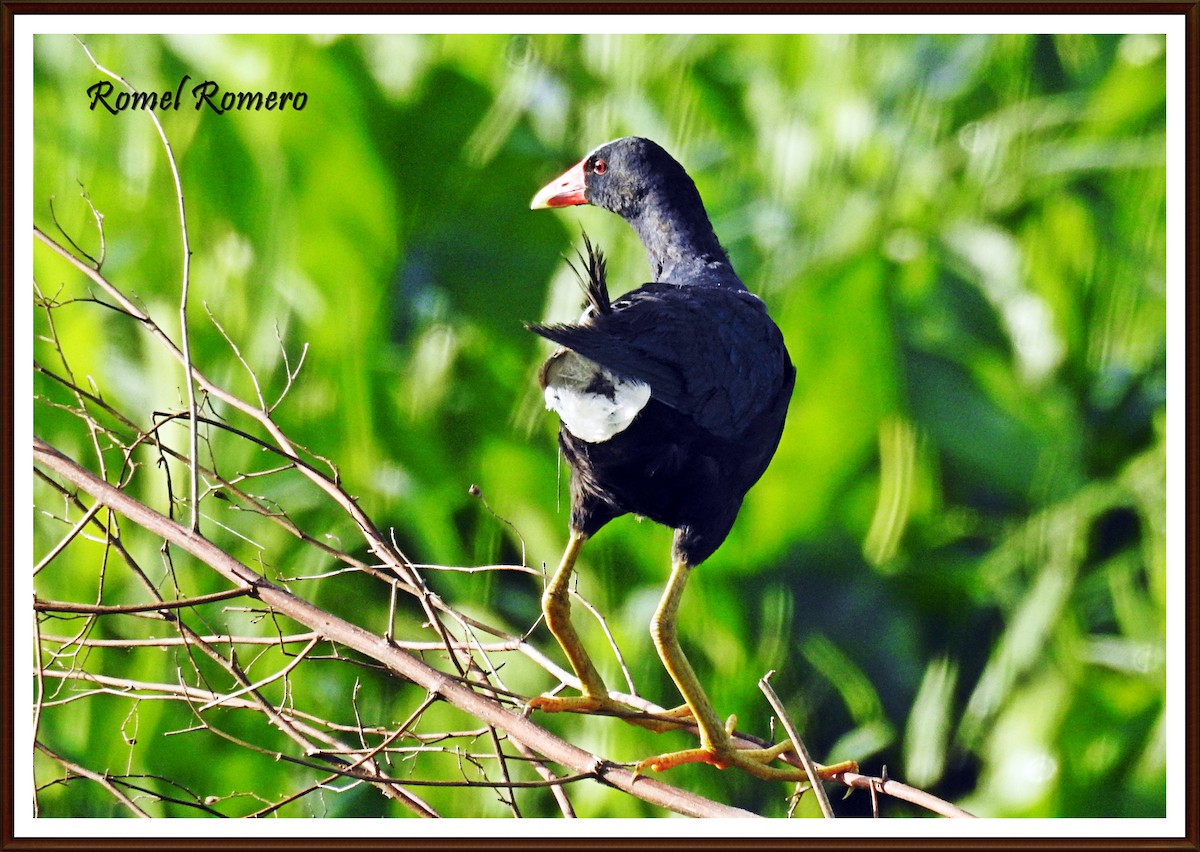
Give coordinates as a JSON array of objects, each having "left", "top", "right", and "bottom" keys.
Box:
[
  {"left": 528, "top": 137, "right": 795, "bottom": 566},
  {"left": 526, "top": 137, "right": 840, "bottom": 781},
  {"left": 528, "top": 240, "right": 794, "bottom": 566}
]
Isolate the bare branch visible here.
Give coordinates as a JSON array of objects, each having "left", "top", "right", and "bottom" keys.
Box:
[
  {"left": 34, "top": 588, "right": 253, "bottom": 615},
  {"left": 831, "top": 770, "right": 976, "bottom": 819},
  {"left": 35, "top": 742, "right": 151, "bottom": 818},
  {"left": 32, "top": 435, "right": 761, "bottom": 819}
]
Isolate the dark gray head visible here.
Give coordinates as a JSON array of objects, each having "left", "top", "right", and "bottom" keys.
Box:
[{"left": 531, "top": 137, "right": 738, "bottom": 288}]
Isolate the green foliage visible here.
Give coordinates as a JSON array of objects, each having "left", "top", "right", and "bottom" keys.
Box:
[{"left": 33, "top": 32, "right": 1166, "bottom": 818}]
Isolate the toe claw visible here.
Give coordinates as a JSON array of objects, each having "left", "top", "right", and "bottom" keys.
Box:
[
  {"left": 635, "top": 738, "right": 852, "bottom": 783},
  {"left": 527, "top": 692, "right": 618, "bottom": 715}
]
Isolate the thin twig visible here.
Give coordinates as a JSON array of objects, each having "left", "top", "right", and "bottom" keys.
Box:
[
  {"left": 204, "top": 302, "right": 265, "bottom": 410},
  {"left": 35, "top": 741, "right": 151, "bottom": 818},
  {"left": 38, "top": 632, "right": 322, "bottom": 649},
  {"left": 33, "top": 500, "right": 102, "bottom": 576},
  {"left": 34, "top": 587, "right": 252, "bottom": 615},
  {"left": 759, "top": 670, "right": 834, "bottom": 818},
  {"left": 831, "top": 770, "right": 976, "bottom": 819},
  {"left": 195, "top": 634, "right": 322, "bottom": 712},
  {"left": 35, "top": 224, "right": 460, "bottom": 674},
  {"left": 73, "top": 37, "right": 199, "bottom": 532},
  {"left": 270, "top": 323, "right": 309, "bottom": 413}
]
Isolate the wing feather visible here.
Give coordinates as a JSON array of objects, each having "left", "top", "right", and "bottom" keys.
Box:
[{"left": 529, "top": 284, "right": 790, "bottom": 439}]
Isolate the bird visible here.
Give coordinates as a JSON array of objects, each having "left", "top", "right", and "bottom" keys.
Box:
[{"left": 525, "top": 137, "right": 843, "bottom": 781}]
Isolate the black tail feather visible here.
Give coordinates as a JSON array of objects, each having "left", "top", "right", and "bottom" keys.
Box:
[
  {"left": 565, "top": 231, "right": 610, "bottom": 317},
  {"left": 526, "top": 232, "right": 612, "bottom": 343}
]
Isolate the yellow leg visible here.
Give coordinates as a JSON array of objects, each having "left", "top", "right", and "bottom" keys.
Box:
[
  {"left": 638, "top": 557, "right": 855, "bottom": 782},
  {"left": 528, "top": 531, "right": 616, "bottom": 712}
]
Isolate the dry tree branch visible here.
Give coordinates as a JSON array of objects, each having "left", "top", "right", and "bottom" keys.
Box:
[
  {"left": 195, "top": 634, "right": 323, "bottom": 713},
  {"left": 32, "top": 435, "right": 759, "bottom": 820},
  {"left": 38, "top": 631, "right": 323, "bottom": 649},
  {"left": 32, "top": 499, "right": 102, "bottom": 576},
  {"left": 34, "top": 429, "right": 974, "bottom": 819},
  {"left": 34, "top": 224, "right": 471, "bottom": 682},
  {"left": 834, "top": 770, "right": 976, "bottom": 820},
  {"left": 33, "top": 447, "right": 441, "bottom": 817},
  {"left": 34, "top": 588, "right": 253, "bottom": 615},
  {"left": 39, "top": 668, "right": 420, "bottom": 750},
  {"left": 35, "top": 742, "right": 152, "bottom": 818}
]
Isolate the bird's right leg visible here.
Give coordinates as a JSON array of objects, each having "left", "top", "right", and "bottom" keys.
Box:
[{"left": 635, "top": 557, "right": 856, "bottom": 780}]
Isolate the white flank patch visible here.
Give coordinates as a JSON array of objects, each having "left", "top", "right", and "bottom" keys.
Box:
[{"left": 543, "top": 354, "right": 651, "bottom": 443}]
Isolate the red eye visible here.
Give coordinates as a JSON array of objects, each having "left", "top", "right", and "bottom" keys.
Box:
[{"left": 593, "top": 159, "right": 607, "bottom": 175}]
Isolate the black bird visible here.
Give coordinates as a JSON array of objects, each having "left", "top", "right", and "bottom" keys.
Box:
[{"left": 526, "top": 137, "right": 839, "bottom": 781}]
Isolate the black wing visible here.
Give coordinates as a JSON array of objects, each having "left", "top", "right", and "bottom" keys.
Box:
[{"left": 528, "top": 283, "right": 791, "bottom": 440}]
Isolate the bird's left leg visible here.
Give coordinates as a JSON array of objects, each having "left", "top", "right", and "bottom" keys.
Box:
[
  {"left": 636, "top": 557, "right": 855, "bottom": 782},
  {"left": 528, "top": 531, "right": 650, "bottom": 723},
  {"left": 528, "top": 531, "right": 613, "bottom": 712},
  {"left": 530, "top": 532, "right": 693, "bottom": 731}
]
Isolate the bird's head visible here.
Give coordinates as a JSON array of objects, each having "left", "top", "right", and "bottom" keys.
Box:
[
  {"left": 530, "top": 137, "right": 695, "bottom": 222},
  {"left": 530, "top": 136, "right": 732, "bottom": 285}
]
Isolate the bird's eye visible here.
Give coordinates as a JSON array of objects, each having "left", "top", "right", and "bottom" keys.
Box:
[{"left": 593, "top": 159, "right": 607, "bottom": 175}]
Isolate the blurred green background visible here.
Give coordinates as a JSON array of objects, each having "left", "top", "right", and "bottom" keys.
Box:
[{"left": 32, "top": 31, "right": 1167, "bottom": 818}]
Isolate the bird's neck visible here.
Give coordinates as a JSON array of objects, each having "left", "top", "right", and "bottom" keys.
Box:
[{"left": 632, "top": 193, "right": 741, "bottom": 289}]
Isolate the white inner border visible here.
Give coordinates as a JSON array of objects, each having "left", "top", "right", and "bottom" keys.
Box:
[{"left": 13, "top": 12, "right": 1187, "bottom": 840}]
